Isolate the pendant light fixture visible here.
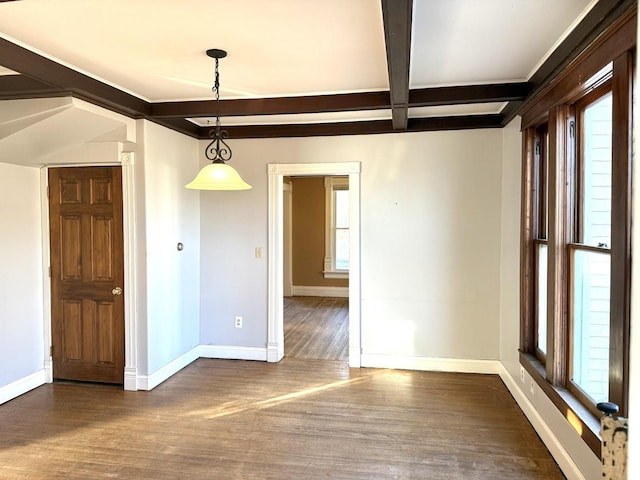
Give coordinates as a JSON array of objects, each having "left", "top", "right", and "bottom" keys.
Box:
[{"left": 186, "top": 49, "right": 252, "bottom": 190}]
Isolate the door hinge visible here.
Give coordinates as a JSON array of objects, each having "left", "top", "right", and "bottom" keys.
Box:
[
  {"left": 569, "top": 120, "right": 575, "bottom": 138},
  {"left": 49, "top": 345, "right": 53, "bottom": 357},
  {"left": 535, "top": 140, "right": 541, "bottom": 156},
  {"left": 47, "top": 186, "right": 50, "bottom": 198},
  {"left": 48, "top": 266, "right": 51, "bottom": 277}
]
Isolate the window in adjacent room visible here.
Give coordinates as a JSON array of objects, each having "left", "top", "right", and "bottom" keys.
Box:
[{"left": 323, "top": 176, "right": 349, "bottom": 278}]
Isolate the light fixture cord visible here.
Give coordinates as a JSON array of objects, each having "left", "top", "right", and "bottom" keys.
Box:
[
  {"left": 214, "top": 57, "right": 221, "bottom": 134},
  {"left": 205, "top": 55, "right": 232, "bottom": 163}
]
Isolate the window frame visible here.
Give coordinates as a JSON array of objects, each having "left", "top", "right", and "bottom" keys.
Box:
[
  {"left": 323, "top": 176, "right": 349, "bottom": 279},
  {"left": 519, "top": 9, "right": 634, "bottom": 457}
]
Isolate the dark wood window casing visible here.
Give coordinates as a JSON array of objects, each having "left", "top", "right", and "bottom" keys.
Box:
[{"left": 519, "top": 8, "right": 635, "bottom": 457}]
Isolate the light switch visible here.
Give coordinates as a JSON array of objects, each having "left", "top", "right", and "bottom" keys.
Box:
[{"left": 255, "top": 247, "right": 263, "bottom": 259}]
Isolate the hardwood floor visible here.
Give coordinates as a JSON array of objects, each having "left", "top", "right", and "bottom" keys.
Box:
[
  {"left": 0, "top": 358, "right": 565, "bottom": 479},
  {"left": 284, "top": 296, "right": 349, "bottom": 361}
]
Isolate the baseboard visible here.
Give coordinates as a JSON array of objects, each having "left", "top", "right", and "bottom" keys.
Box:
[
  {"left": 360, "top": 353, "right": 501, "bottom": 374},
  {"left": 137, "top": 346, "right": 200, "bottom": 391},
  {"left": 0, "top": 369, "right": 46, "bottom": 405},
  {"left": 124, "top": 367, "right": 137, "bottom": 391},
  {"left": 498, "top": 364, "right": 586, "bottom": 480},
  {"left": 292, "top": 285, "right": 348, "bottom": 298},
  {"left": 200, "top": 345, "right": 267, "bottom": 361}
]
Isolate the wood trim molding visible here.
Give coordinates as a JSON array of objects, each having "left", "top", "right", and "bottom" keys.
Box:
[
  {"left": 545, "top": 104, "right": 573, "bottom": 386},
  {"left": 521, "top": 6, "right": 636, "bottom": 128},
  {"left": 520, "top": 352, "right": 601, "bottom": 457},
  {"left": 506, "top": 0, "right": 636, "bottom": 125},
  {"left": 609, "top": 50, "right": 632, "bottom": 414}
]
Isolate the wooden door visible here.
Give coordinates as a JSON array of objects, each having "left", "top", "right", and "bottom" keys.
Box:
[{"left": 49, "top": 166, "right": 125, "bottom": 384}]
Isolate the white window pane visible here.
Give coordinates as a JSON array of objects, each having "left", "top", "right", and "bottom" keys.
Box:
[
  {"left": 335, "top": 229, "right": 349, "bottom": 270},
  {"left": 571, "top": 249, "right": 610, "bottom": 404},
  {"left": 582, "top": 93, "right": 612, "bottom": 247},
  {"left": 335, "top": 190, "right": 349, "bottom": 228},
  {"left": 537, "top": 244, "right": 547, "bottom": 354}
]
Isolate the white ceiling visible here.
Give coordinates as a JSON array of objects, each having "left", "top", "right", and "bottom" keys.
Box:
[{"left": 0, "top": 0, "right": 595, "bottom": 114}]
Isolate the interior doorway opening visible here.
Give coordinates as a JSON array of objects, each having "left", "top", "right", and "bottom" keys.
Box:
[
  {"left": 283, "top": 175, "right": 350, "bottom": 361},
  {"left": 267, "top": 162, "right": 361, "bottom": 368}
]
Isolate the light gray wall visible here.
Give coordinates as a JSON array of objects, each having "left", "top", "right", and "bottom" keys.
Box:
[
  {"left": 0, "top": 163, "right": 44, "bottom": 388},
  {"left": 139, "top": 121, "right": 201, "bottom": 374},
  {"left": 199, "top": 129, "right": 503, "bottom": 361}
]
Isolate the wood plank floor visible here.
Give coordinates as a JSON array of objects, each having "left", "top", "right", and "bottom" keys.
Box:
[
  {"left": 0, "top": 358, "right": 565, "bottom": 479},
  {"left": 284, "top": 296, "right": 349, "bottom": 361}
]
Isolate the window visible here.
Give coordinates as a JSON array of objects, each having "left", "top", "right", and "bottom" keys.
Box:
[
  {"left": 519, "top": 12, "right": 633, "bottom": 457},
  {"left": 569, "top": 91, "right": 613, "bottom": 408},
  {"left": 323, "top": 176, "right": 349, "bottom": 278},
  {"left": 533, "top": 125, "right": 549, "bottom": 360}
]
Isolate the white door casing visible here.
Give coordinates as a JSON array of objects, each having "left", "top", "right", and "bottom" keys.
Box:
[{"left": 267, "top": 162, "right": 361, "bottom": 367}]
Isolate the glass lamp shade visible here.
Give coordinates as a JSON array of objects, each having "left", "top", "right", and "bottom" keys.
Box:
[{"left": 185, "top": 162, "right": 252, "bottom": 190}]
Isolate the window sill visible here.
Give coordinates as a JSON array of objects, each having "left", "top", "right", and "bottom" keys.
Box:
[
  {"left": 323, "top": 271, "right": 349, "bottom": 279},
  {"left": 519, "top": 351, "right": 602, "bottom": 458}
]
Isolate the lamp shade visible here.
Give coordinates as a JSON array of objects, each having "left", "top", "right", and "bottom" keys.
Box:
[{"left": 185, "top": 163, "right": 252, "bottom": 190}]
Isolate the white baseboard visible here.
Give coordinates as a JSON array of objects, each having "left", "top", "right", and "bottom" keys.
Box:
[
  {"left": 137, "top": 346, "right": 200, "bottom": 391},
  {"left": 266, "top": 343, "right": 283, "bottom": 363},
  {"left": 292, "top": 285, "right": 348, "bottom": 298},
  {"left": 44, "top": 358, "right": 53, "bottom": 383},
  {"left": 200, "top": 345, "right": 267, "bottom": 361},
  {"left": 498, "top": 364, "right": 586, "bottom": 480},
  {"left": 124, "top": 367, "right": 137, "bottom": 391},
  {"left": 360, "top": 353, "right": 501, "bottom": 374},
  {"left": 0, "top": 369, "right": 46, "bottom": 405}
]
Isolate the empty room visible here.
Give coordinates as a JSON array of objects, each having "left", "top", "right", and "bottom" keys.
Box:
[{"left": 0, "top": 1, "right": 637, "bottom": 479}]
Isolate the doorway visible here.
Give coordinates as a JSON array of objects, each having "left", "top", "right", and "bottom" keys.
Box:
[
  {"left": 267, "top": 162, "right": 361, "bottom": 368},
  {"left": 284, "top": 175, "right": 349, "bottom": 361},
  {"left": 48, "top": 166, "right": 125, "bottom": 384}
]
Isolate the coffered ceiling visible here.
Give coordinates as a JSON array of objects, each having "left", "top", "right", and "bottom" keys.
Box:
[{"left": 0, "top": 0, "right": 633, "bottom": 139}]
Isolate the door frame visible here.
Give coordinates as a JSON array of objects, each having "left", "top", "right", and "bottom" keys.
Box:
[
  {"left": 41, "top": 152, "right": 138, "bottom": 390},
  {"left": 267, "top": 162, "right": 361, "bottom": 367}
]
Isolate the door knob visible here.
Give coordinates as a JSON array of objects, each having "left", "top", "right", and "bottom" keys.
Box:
[{"left": 112, "top": 287, "right": 123, "bottom": 296}]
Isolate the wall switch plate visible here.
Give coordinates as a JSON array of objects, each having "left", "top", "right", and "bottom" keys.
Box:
[
  {"left": 530, "top": 380, "right": 535, "bottom": 396},
  {"left": 255, "top": 247, "right": 263, "bottom": 259},
  {"left": 234, "top": 316, "right": 243, "bottom": 328},
  {"left": 520, "top": 366, "right": 525, "bottom": 383}
]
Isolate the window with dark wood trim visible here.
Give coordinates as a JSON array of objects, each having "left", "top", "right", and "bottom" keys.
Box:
[{"left": 519, "top": 9, "right": 634, "bottom": 457}]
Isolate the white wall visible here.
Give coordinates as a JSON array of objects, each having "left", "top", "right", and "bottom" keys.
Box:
[
  {"left": 139, "top": 121, "right": 201, "bottom": 375},
  {"left": 200, "top": 129, "right": 503, "bottom": 363},
  {"left": 0, "top": 163, "right": 45, "bottom": 396},
  {"left": 498, "top": 118, "right": 602, "bottom": 480}
]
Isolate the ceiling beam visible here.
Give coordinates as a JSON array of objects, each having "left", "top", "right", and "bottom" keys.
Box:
[
  {"left": 149, "top": 82, "right": 530, "bottom": 119},
  {"left": 0, "top": 75, "right": 62, "bottom": 99},
  {"left": 410, "top": 83, "right": 530, "bottom": 107},
  {"left": 0, "top": 37, "right": 150, "bottom": 118},
  {"left": 150, "top": 91, "right": 391, "bottom": 118},
  {"left": 381, "top": 0, "right": 412, "bottom": 130},
  {"left": 206, "top": 114, "right": 503, "bottom": 139}
]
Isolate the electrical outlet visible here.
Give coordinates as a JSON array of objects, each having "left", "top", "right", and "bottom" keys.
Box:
[
  {"left": 234, "top": 316, "right": 243, "bottom": 328},
  {"left": 520, "top": 366, "right": 525, "bottom": 383},
  {"left": 530, "top": 380, "right": 535, "bottom": 396}
]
